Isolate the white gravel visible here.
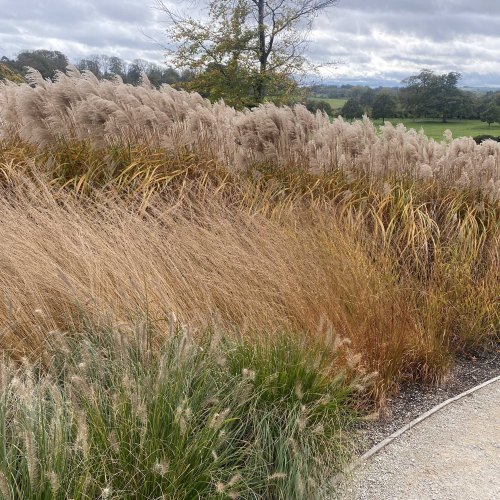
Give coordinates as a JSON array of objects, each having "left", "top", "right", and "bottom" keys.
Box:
[{"left": 334, "top": 379, "right": 500, "bottom": 500}]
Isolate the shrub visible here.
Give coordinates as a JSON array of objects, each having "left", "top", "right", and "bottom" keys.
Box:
[
  {"left": 304, "top": 98, "right": 333, "bottom": 116},
  {"left": 0, "top": 63, "right": 24, "bottom": 84},
  {"left": 340, "top": 99, "right": 364, "bottom": 121},
  {"left": 473, "top": 134, "right": 500, "bottom": 144}
]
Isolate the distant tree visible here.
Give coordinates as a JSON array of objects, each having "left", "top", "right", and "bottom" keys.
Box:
[
  {"left": 372, "top": 93, "right": 397, "bottom": 124},
  {"left": 162, "top": 66, "right": 182, "bottom": 83},
  {"left": 77, "top": 58, "right": 102, "bottom": 78},
  {"left": 96, "top": 55, "right": 111, "bottom": 77},
  {"left": 14, "top": 49, "right": 68, "bottom": 80},
  {"left": 145, "top": 64, "right": 162, "bottom": 87},
  {"left": 126, "top": 59, "right": 150, "bottom": 85},
  {"left": 347, "top": 86, "right": 368, "bottom": 102},
  {"left": 78, "top": 54, "right": 112, "bottom": 78},
  {"left": 108, "top": 57, "right": 127, "bottom": 79},
  {"left": 341, "top": 99, "right": 364, "bottom": 121},
  {"left": 358, "top": 87, "right": 376, "bottom": 109},
  {"left": 146, "top": 64, "right": 181, "bottom": 87},
  {"left": 3, "top": 48, "right": 188, "bottom": 88},
  {"left": 1, "top": 56, "right": 13, "bottom": 66},
  {"left": 457, "top": 91, "right": 477, "bottom": 119},
  {"left": 73, "top": 54, "right": 182, "bottom": 87},
  {"left": 400, "top": 69, "right": 464, "bottom": 122},
  {"left": 481, "top": 104, "right": 500, "bottom": 126}
]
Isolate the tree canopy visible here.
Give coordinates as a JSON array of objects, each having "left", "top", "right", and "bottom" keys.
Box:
[
  {"left": 481, "top": 104, "right": 500, "bottom": 126},
  {"left": 156, "top": 0, "right": 339, "bottom": 108},
  {"left": 372, "top": 93, "right": 397, "bottom": 124},
  {"left": 400, "top": 69, "right": 465, "bottom": 122},
  {"left": 341, "top": 99, "right": 364, "bottom": 121},
  {"left": 13, "top": 50, "right": 68, "bottom": 80}
]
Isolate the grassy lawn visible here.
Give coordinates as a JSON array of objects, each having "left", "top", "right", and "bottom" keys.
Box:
[
  {"left": 310, "top": 97, "right": 347, "bottom": 109},
  {"left": 372, "top": 119, "right": 500, "bottom": 141},
  {"left": 310, "top": 97, "right": 500, "bottom": 140}
]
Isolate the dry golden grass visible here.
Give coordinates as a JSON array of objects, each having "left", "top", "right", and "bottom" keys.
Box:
[
  {"left": 0, "top": 74, "right": 498, "bottom": 402},
  {"left": 0, "top": 73, "right": 497, "bottom": 498},
  {"left": 0, "top": 174, "right": 403, "bottom": 374},
  {"left": 0, "top": 143, "right": 497, "bottom": 402}
]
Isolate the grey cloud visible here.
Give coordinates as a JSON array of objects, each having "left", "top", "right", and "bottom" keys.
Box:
[
  {"left": 320, "top": 9, "right": 500, "bottom": 42},
  {"left": 0, "top": 0, "right": 499, "bottom": 87},
  {"left": 312, "top": 0, "right": 500, "bottom": 86},
  {"left": 335, "top": 0, "right": 500, "bottom": 16},
  {"left": 0, "top": 0, "right": 91, "bottom": 23},
  {"left": 0, "top": 0, "right": 163, "bottom": 64},
  {"left": 0, "top": 21, "right": 21, "bottom": 35},
  {"left": 92, "top": 0, "right": 154, "bottom": 23}
]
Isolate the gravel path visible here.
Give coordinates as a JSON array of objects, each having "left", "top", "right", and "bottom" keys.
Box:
[
  {"left": 335, "top": 378, "right": 500, "bottom": 500},
  {"left": 356, "top": 350, "right": 500, "bottom": 454}
]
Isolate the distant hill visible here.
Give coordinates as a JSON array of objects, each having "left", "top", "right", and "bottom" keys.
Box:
[
  {"left": 0, "top": 63, "right": 25, "bottom": 83},
  {"left": 461, "top": 86, "right": 500, "bottom": 94}
]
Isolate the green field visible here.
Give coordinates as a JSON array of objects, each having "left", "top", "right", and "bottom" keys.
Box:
[
  {"left": 311, "top": 97, "right": 500, "bottom": 140},
  {"left": 372, "top": 119, "right": 500, "bottom": 141},
  {"left": 310, "top": 97, "right": 347, "bottom": 108}
]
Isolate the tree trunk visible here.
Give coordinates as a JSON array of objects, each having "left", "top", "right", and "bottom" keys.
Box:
[{"left": 256, "top": 0, "right": 267, "bottom": 102}]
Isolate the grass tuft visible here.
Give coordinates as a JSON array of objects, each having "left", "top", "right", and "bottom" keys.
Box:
[{"left": 0, "top": 322, "right": 357, "bottom": 499}]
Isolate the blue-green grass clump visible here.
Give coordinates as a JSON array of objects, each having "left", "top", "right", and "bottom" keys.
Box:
[{"left": 0, "top": 321, "right": 359, "bottom": 499}]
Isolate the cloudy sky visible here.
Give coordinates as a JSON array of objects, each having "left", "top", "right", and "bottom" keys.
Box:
[{"left": 1, "top": 0, "right": 499, "bottom": 87}]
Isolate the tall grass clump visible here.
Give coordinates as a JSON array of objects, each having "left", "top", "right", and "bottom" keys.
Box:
[
  {"left": 0, "top": 320, "right": 358, "bottom": 499},
  {"left": 0, "top": 71, "right": 497, "bottom": 494},
  {"left": 0, "top": 142, "right": 497, "bottom": 394},
  {"left": 0, "top": 68, "right": 498, "bottom": 200},
  {"left": 0, "top": 174, "right": 440, "bottom": 399}
]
